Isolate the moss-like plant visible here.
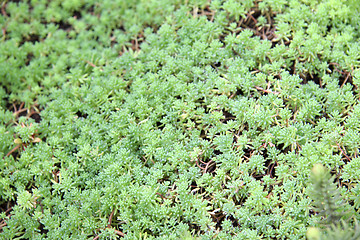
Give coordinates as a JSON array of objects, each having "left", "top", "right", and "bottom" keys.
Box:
[
  {"left": 1, "top": 0, "right": 360, "bottom": 239},
  {"left": 307, "top": 164, "right": 360, "bottom": 240}
]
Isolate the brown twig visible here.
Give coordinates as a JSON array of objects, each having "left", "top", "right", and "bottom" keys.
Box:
[
  {"left": 6, "top": 144, "right": 21, "bottom": 157},
  {"left": 229, "top": 92, "right": 236, "bottom": 99},
  {"left": 340, "top": 71, "right": 351, "bottom": 88},
  {"left": 155, "top": 192, "right": 167, "bottom": 200},
  {"left": 107, "top": 209, "right": 115, "bottom": 228},
  {"left": 203, "top": 160, "right": 216, "bottom": 174},
  {"left": 12, "top": 102, "right": 24, "bottom": 114},
  {"left": 0, "top": 221, "right": 7, "bottom": 229},
  {"left": 328, "top": 62, "right": 344, "bottom": 74},
  {"left": 93, "top": 209, "right": 125, "bottom": 240},
  {"left": 3, "top": 207, "right": 12, "bottom": 215},
  {"left": 246, "top": 12, "right": 257, "bottom": 24},
  {"left": 92, "top": 228, "right": 125, "bottom": 239},
  {"left": 0, "top": 207, "right": 12, "bottom": 230},
  {"left": 85, "top": 60, "right": 103, "bottom": 72},
  {"left": 13, "top": 107, "right": 28, "bottom": 117},
  {"left": 255, "top": 86, "right": 280, "bottom": 94},
  {"left": 114, "top": 229, "right": 125, "bottom": 237},
  {"left": 12, "top": 102, "right": 41, "bottom": 120},
  {"left": 92, "top": 235, "right": 100, "bottom": 240},
  {"left": 134, "top": 37, "right": 139, "bottom": 51},
  {"left": 196, "top": 159, "right": 206, "bottom": 170},
  {"left": 1, "top": 3, "right": 8, "bottom": 17},
  {"left": 336, "top": 142, "right": 351, "bottom": 162},
  {"left": 198, "top": 158, "right": 208, "bottom": 165},
  {"left": 267, "top": 162, "right": 278, "bottom": 176},
  {"left": 142, "top": 156, "right": 155, "bottom": 164}
]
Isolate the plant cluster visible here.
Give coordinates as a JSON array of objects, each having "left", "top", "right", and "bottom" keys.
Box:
[
  {"left": 1, "top": 0, "right": 360, "bottom": 239},
  {"left": 306, "top": 164, "right": 360, "bottom": 240}
]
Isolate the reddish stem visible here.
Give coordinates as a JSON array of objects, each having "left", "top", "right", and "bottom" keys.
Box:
[
  {"left": 336, "top": 142, "right": 351, "bottom": 162},
  {"left": 1, "top": 3, "right": 7, "bottom": 17}
]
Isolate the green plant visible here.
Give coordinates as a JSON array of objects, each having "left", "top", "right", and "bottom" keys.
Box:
[
  {"left": 1, "top": 0, "right": 360, "bottom": 239},
  {"left": 306, "top": 164, "right": 360, "bottom": 240}
]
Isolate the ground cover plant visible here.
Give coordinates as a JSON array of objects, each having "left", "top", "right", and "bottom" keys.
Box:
[{"left": 1, "top": 0, "right": 360, "bottom": 239}]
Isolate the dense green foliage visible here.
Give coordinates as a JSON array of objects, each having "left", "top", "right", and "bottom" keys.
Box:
[{"left": 1, "top": 0, "right": 360, "bottom": 239}]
